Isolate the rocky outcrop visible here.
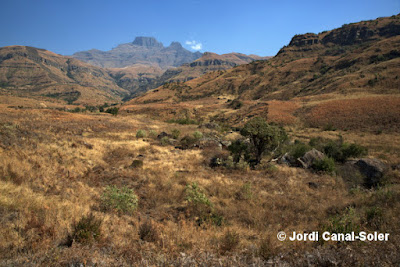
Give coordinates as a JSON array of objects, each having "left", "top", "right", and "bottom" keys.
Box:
[
  {"left": 355, "top": 158, "right": 388, "bottom": 187},
  {"left": 297, "top": 149, "right": 325, "bottom": 169},
  {"left": 289, "top": 33, "right": 320, "bottom": 47},
  {"left": 132, "top": 37, "right": 163, "bottom": 48}
]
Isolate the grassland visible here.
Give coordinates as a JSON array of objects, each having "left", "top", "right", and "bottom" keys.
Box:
[{"left": 1, "top": 98, "right": 399, "bottom": 266}]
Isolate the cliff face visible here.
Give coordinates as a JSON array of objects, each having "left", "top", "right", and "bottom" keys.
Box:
[{"left": 71, "top": 37, "right": 202, "bottom": 69}]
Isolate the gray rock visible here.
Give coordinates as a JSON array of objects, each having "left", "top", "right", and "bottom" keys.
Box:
[
  {"left": 297, "top": 148, "right": 325, "bottom": 169},
  {"left": 355, "top": 158, "right": 388, "bottom": 187}
]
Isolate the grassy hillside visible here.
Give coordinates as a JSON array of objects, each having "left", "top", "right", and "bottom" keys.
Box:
[
  {"left": 0, "top": 46, "right": 129, "bottom": 105},
  {"left": 125, "top": 14, "right": 400, "bottom": 132}
]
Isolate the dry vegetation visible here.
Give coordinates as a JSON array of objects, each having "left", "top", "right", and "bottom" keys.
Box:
[{"left": 1, "top": 101, "right": 400, "bottom": 266}]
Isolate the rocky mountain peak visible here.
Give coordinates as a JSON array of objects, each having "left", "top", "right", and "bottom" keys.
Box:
[
  {"left": 132, "top": 37, "right": 163, "bottom": 48},
  {"left": 169, "top": 42, "right": 183, "bottom": 49}
]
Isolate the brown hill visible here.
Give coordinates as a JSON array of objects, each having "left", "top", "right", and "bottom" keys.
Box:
[
  {"left": 0, "top": 46, "right": 129, "bottom": 105},
  {"left": 124, "top": 14, "right": 400, "bottom": 131},
  {"left": 156, "top": 52, "right": 270, "bottom": 84}
]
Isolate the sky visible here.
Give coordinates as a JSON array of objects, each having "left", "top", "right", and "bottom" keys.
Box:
[{"left": 0, "top": 0, "right": 399, "bottom": 57}]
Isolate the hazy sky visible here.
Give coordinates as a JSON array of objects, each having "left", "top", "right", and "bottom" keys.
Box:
[{"left": 1, "top": 0, "right": 399, "bottom": 56}]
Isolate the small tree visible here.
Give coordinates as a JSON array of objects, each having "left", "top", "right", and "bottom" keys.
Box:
[{"left": 240, "top": 117, "right": 287, "bottom": 164}]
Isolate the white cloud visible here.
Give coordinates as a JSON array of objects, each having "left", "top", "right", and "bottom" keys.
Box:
[{"left": 185, "top": 40, "right": 202, "bottom": 51}]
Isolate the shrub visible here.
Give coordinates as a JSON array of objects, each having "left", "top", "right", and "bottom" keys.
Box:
[
  {"left": 105, "top": 107, "right": 119, "bottom": 116},
  {"left": 220, "top": 230, "right": 240, "bottom": 253},
  {"left": 228, "top": 140, "right": 251, "bottom": 163},
  {"left": 235, "top": 182, "right": 252, "bottom": 200},
  {"left": 289, "top": 142, "right": 311, "bottom": 159},
  {"left": 101, "top": 185, "right": 138, "bottom": 214},
  {"left": 67, "top": 213, "right": 102, "bottom": 245},
  {"left": 160, "top": 136, "right": 170, "bottom": 146},
  {"left": 185, "top": 183, "right": 212, "bottom": 218},
  {"left": 365, "top": 206, "right": 384, "bottom": 230},
  {"left": 136, "top": 129, "right": 147, "bottom": 138},
  {"left": 180, "top": 135, "right": 197, "bottom": 149},
  {"left": 193, "top": 131, "right": 203, "bottom": 140},
  {"left": 148, "top": 130, "right": 158, "bottom": 139},
  {"left": 312, "top": 157, "right": 336, "bottom": 174},
  {"left": 324, "top": 207, "right": 360, "bottom": 236},
  {"left": 139, "top": 220, "right": 159, "bottom": 242},
  {"left": 171, "top": 129, "right": 180, "bottom": 139},
  {"left": 240, "top": 117, "right": 288, "bottom": 164},
  {"left": 167, "top": 117, "right": 198, "bottom": 125},
  {"left": 323, "top": 140, "right": 367, "bottom": 163}
]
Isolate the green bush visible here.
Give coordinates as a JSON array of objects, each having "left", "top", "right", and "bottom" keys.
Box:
[
  {"left": 185, "top": 183, "right": 212, "bottom": 218},
  {"left": 105, "top": 107, "right": 119, "bottom": 116},
  {"left": 171, "top": 129, "right": 180, "bottom": 139},
  {"left": 160, "top": 136, "right": 170, "bottom": 146},
  {"left": 240, "top": 117, "right": 288, "bottom": 164},
  {"left": 101, "top": 185, "right": 138, "bottom": 214},
  {"left": 180, "top": 135, "right": 197, "bottom": 149},
  {"left": 167, "top": 117, "right": 198, "bottom": 125},
  {"left": 312, "top": 157, "right": 336, "bottom": 174},
  {"left": 289, "top": 142, "right": 311, "bottom": 159},
  {"left": 323, "top": 140, "right": 367, "bottom": 163},
  {"left": 324, "top": 207, "right": 360, "bottom": 235},
  {"left": 68, "top": 213, "right": 102, "bottom": 245},
  {"left": 193, "top": 131, "right": 203, "bottom": 140},
  {"left": 136, "top": 129, "right": 147, "bottom": 138},
  {"left": 228, "top": 140, "right": 250, "bottom": 163},
  {"left": 228, "top": 99, "right": 243, "bottom": 109},
  {"left": 148, "top": 130, "right": 158, "bottom": 139}
]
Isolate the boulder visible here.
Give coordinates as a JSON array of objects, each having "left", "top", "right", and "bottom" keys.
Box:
[
  {"left": 297, "top": 148, "right": 325, "bottom": 169},
  {"left": 355, "top": 158, "right": 388, "bottom": 187},
  {"left": 198, "top": 138, "right": 222, "bottom": 150}
]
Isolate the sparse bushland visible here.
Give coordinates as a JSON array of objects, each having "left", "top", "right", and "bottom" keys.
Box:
[
  {"left": 0, "top": 105, "right": 400, "bottom": 266},
  {"left": 66, "top": 213, "right": 103, "bottom": 245}
]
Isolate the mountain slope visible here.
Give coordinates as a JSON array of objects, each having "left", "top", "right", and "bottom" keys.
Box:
[
  {"left": 0, "top": 46, "right": 129, "bottom": 104},
  {"left": 72, "top": 37, "right": 202, "bottom": 69},
  {"left": 124, "top": 14, "right": 400, "bottom": 131},
  {"left": 156, "top": 52, "right": 270, "bottom": 84}
]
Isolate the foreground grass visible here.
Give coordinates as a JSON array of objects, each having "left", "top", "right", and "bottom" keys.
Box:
[{"left": 0, "top": 106, "right": 399, "bottom": 266}]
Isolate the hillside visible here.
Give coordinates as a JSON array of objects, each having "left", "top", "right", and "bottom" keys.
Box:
[
  {"left": 125, "top": 14, "right": 400, "bottom": 131},
  {"left": 0, "top": 46, "right": 129, "bottom": 105},
  {"left": 72, "top": 37, "right": 202, "bottom": 70},
  {"left": 156, "top": 52, "right": 270, "bottom": 84}
]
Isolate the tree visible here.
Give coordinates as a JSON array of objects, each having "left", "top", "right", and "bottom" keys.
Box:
[{"left": 240, "top": 117, "right": 287, "bottom": 164}]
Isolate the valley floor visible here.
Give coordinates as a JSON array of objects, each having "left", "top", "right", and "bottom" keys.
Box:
[{"left": 0, "top": 103, "right": 399, "bottom": 266}]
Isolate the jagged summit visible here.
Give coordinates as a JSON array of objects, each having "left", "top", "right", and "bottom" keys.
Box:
[
  {"left": 132, "top": 37, "right": 163, "bottom": 48},
  {"left": 72, "top": 37, "right": 202, "bottom": 69}
]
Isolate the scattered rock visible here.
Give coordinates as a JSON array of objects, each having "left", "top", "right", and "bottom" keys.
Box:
[
  {"left": 199, "top": 122, "right": 220, "bottom": 130},
  {"left": 355, "top": 158, "right": 388, "bottom": 187},
  {"left": 198, "top": 138, "right": 222, "bottom": 150},
  {"left": 297, "top": 149, "right": 325, "bottom": 169},
  {"left": 220, "top": 140, "right": 232, "bottom": 148}
]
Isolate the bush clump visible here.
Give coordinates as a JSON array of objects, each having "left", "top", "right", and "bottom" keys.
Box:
[
  {"left": 220, "top": 230, "right": 240, "bottom": 253},
  {"left": 312, "top": 157, "right": 336, "bottom": 174},
  {"left": 185, "top": 183, "right": 212, "bottom": 219},
  {"left": 101, "top": 185, "right": 138, "bottom": 214},
  {"left": 67, "top": 213, "right": 102, "bottom": 245},
  {"left": 136, "top": 129, "right": 147, "bottom": 138},
  {"left": 323, "top": 140, "right": 367, "bottom": 163},
  {"left": 171, "top": 129, "right": 180, "bottom": 139},
  {"left": 180, "top": 135, "right": 198, "bottom": 149}
]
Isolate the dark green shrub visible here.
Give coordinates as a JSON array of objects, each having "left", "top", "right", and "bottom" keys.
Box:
[
  {"left": 171, "top": 129, "right": 180, "bottom": 139},
  {"left": 323, "top": 140, "right": 367, "bottom": 163},
  {"left": 365, "top": 206, "right": 384, "bottom": 230},
  {"left": 324, "top": 207, "right": 360, "bottom": 235},
  {"left": 228, "top": 140, "right": 251, "bottom": 163},
  {"left": 101, "top": 185, "right": 138, "bottom": 214},
  {"left": 312, "top": 157, "right": 336, "bottom": 174},
  {"left": 180, "top": 135, "right": 197, "bottom": 149},
  {"left": 148, "top": 130, "right": 158, "bottom": 139},
  {"left": 240, "top": 117, "right": 288, "bottom": 164},
  {"left": 105, "top": 107, "right": 119, "bottom": 116},
  {"left": 167, "top": 117, "right": 198, "bottom": 125},
  {"left": 160, "top": 136, "right": 170, "bottom": 146},
  {"left": 289, "top": 142, "right": 311, "bottom": 159},
  {"left": 68, "top": 213, "right": 102, "bottom": 245}
]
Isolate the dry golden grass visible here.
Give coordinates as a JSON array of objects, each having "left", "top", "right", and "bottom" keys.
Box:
[{"left": 1, "top": 103, "right": 400, "bottom": 266}]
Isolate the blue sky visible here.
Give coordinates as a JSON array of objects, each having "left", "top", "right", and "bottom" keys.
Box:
[{"left": 0, "top": 0, "right": 399, "bottom": 56}]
